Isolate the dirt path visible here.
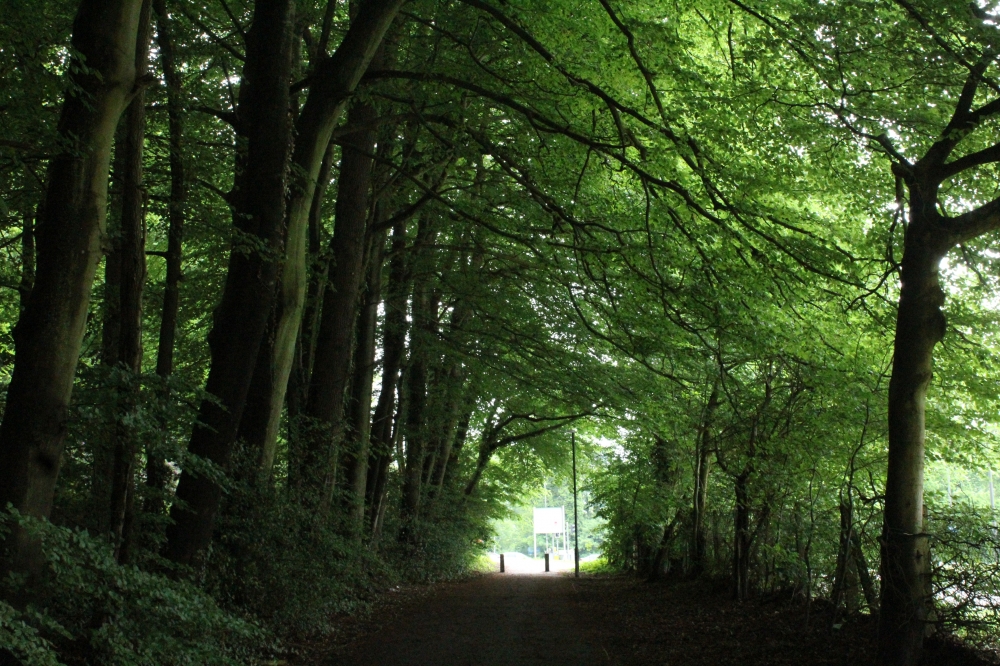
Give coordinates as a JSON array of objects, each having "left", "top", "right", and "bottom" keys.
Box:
[
  {"left": 326, "top": 573, "right": 992, "bottom": 665},
  {"left": 331, "top": 573, "right": 607, "bottom": 666}
]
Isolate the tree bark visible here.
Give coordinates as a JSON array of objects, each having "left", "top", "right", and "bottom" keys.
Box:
[
  {"left": 92, "top": 121, "right": 128, "bottom": 536},
  {"left": 343, "top": 224, "right": 386, "bottom": 525},
  {"left": 371, "top": 386, "right": 404, "bottom": 545},
  {"left": 873, "top": 61, "right": 1000, "bottom": 664},
  {"left": 0, "top": 0, "right": 144, "bottom": 574},
  {"left": 427, "top": 365, "right": 466, "bottom": 497},
  {"left": 146, "top": 0, "right": 185, "bottom": 516},
  {"left": 691, "top": 381, "right": 719, "bottom": 576},
  {"left": 300, "top": 99, "right": 379, "bottom": 508},
  {"left": 151, "top": 0, "right": 184, "bottom": 382},
  {"left": 733, "top": 469, "right": 751, "bottom": 601},
  {"left": 366, "top": 221, "right": 408, "bottom": 529},
  {"left": 419, "top": 288, "right": 443, "bottom": 488},
  {"left": 400, "top": 218, "right": 439, "bottom": 522},
  {"left": 285, "top": 139, "right": 334, "bottom": 492},
  {"left": 877, "top": 192, "right": 949, "bottom": 664},
  {"left": 400, "top": 332, "right": 427, "bottom": 517},
  {"left": 163, "top": 0, "right": 296, "bottom": 567},
  {"left": 108, "top": 0, "right": 153, "bottom": 563},
  {"left": 463, "top": 438, "right": 495, "bottom": 497},
  {"left": 440, "top": 405, "right": 473, "bottom": 490},
  {"left": 244, "top": 168, "right": 317, "bottom": 481},
  {"left": 235, "top": 301, "right": 280, "bottom": 481},
  {"left": 282, "top": 0, "right": 405, "bottom": 499},
  {"left": 92, "top": 141, "right": 123, "bottom": 537},
  {"left": 283, "top": 0, "right": 405, "bottom": 279},
  {"left": 428, "top": 251, "right": 479, "bottom": 496},
  {"left": 648, "top": 511, "right": 682, "bottom": 582},
  {"left": 831, "top": 500, "right": 854, "bottom": 621},
  {"left": 852, "top": 532, "right": 878, "bottom": 612},
  {"left": 17, "top": 207, "right": 35, "bottom": 314}
]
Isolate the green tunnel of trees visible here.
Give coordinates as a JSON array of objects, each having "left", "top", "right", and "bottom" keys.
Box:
[{"left": 3, "top": 0, "right": 1000, "bottom": 664}]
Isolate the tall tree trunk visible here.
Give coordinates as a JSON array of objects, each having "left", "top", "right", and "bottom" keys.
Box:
[
  {"left": 370, "top": 371, "right": 405, "bottom": 538},
  {"left": 878, "top": 204, "right": 948, "bottom": 664},
  {"left": 163, "top": 0, "right": 296, "bottom": 567},
  {"left": 91, "top": 118, "right": 129, "bottom": 537},
  {"left": 108, "top": 0, "right": 153, "bottom": 563},
  {"left": 17, "top": 207, "right": 35, "bottom": 314},
  {"left": 733, "top": 468, "right": 752, "bottom": 601},
  {"left": 852, "top": 532, "right": 879, "bottom": 612},
  {"left": 691, "top": 381, "right": 719, "bottom": 577},
  {"left": 146, "top": 0, "right": 185, "bottom": 516},
  {"left": 440, "top": 404, "right": 473, "bottom": 491},
  {"left": 151, "top": 0, "right": 184, "bottom": 381},
  {"left": 371, "top": 384, "right": 404, "bottom": 543},
  {"left": 343, "top": 224, "right": 386, "bottom": 525},
  {"left": 427, "top": 365, "right": 466, "bottom": 497},
  {"left": 418, "top": 289, "right": 443, "bottom": 489},
  {"left": 0, "top": 0, "right": 144, "bottom": 575},
  {"left": 831, "top": 499, "right": 854, "bottom": 620},
  {"left": 92, "top": 140, "right": 124, "bottom": 538},
  {"left": 427, "top": 250, "right": 478, "bottom": 497},
  {"left": 285, "top": 139, "right": 335, "bottom": 492},
  {"left": 235, "top": 302, "right": 280, "bottom": 481},
  {"left": 872, "top": 64, "right": 1000, "bottom": 664},
  {"left": 164, "top": 0, "right": 402, "bottom": 564},
  {"left": 282, "top": 0, "right": 404, "bottom": 291},
  {"left": 464, "top": 437, "right": 496, "bottom": 497},
  {"left": 270, "top": 21, "right": 395, "bottom": 485},
  {"left": 300, "top": 100, "right": 378, "bottom": 509},
  {"left": 242, "top": 172, "right": 315, "bottom": 481},
  {"left": 400, "top": 220, "right": 437, "bottom": 523},
  {"left": 366, "top": 221, "right": 408, "bottom": 529},
  {"left": 648, "top": 511, "right": 682, "bottom": 582},
  {"left": 282, "top": 0, "right": 405, "bottom": 500}
]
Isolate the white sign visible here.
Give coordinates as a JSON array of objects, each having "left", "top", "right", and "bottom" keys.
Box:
[{"left": 533, "top": 507, "right": 565, "bottom": 534}]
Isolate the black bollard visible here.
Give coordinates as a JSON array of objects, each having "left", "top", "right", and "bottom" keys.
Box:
[
  {"left": 500, "top": 554, "right": 505, "bottom": 573},
  {"left": 544, "top": 553, "right": 550, "bottom": 572}
]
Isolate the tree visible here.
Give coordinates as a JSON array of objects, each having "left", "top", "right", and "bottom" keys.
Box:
[{"left": 0, "top": 0, "right": 146, "bottom": 575}]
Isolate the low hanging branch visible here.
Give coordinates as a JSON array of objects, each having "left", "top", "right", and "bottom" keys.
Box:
[{"left": 464, "top": 411, "right": 592, "bottom": 495}]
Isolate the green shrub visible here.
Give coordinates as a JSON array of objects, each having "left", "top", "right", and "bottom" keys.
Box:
[
  {"left": 577, "top": 556, "right": 614, "bottom": 574},
  {"left": 204, "top": 479, "right": 397, "bottom": 637},
  {"left": 0, "top": 509, "right": 263, "bottom": 666},
  {"left": 926, "top": 501, "right": 1000, "bottom": 649}
]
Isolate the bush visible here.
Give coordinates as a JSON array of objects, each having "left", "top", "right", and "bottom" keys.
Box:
[
  {"left": 578, "top": 556, "right": 614, "bottom": 574},
  {"left": 0, "top": 509, "right": 263, "bottom": 666},
  {"left": 204, "top": 479, "right": 397, "bottom": 637},
  {"left": 927, "top": 501, "right": 1000, "bottom": 649}
]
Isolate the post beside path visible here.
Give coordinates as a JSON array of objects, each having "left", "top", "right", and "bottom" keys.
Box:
[
  {"left": 500, "top": 553, "right": 505, "bottom": 573},
  {"left": 545, "top": 553, "right": 550, "bottom": 572},
  {"left": 572, "top": 430, "right": 580, "bottom": 578}
]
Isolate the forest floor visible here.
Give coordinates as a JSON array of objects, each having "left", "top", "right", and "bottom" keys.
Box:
[{"left": 311, "top": 572, "right": 997, "bottom": 665}]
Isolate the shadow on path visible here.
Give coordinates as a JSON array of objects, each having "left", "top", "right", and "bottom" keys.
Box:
[
  {"left": 327, "top": 573, "right": 996, "bottom": 665},
  {"left": 332, "top": 573, "right": 607, "bottom": 666}
]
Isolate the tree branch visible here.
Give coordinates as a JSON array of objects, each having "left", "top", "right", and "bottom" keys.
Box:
[
  {"left": 194, "top": 105, "right": 238, "bottom": 127},
  {"left": 950, "top": 195, "right": 1000, "bottom": 244},
  {"left": 491, "top": 412, "right": 591, "bottom": 450},
  {"left": 596, "top": 0, "right": 670, "bottom": 127},
  {"left": 177, "top": 4, "right": 245, "bottom": 62},
  {"left": 923, "top": 54, "right": 995, "bottom": 168},
  {"left": 940, "top": 141, "right": 1000, "bottom": 180}
]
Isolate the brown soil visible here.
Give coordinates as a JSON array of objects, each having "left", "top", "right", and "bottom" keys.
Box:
[{"left": 317, "top": 572, "right": 996, "bottom": 665}]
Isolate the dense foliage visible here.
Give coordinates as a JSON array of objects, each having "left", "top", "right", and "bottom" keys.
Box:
[{"left": 2, "top": 0, "right": 1000, "bottom": 664}]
